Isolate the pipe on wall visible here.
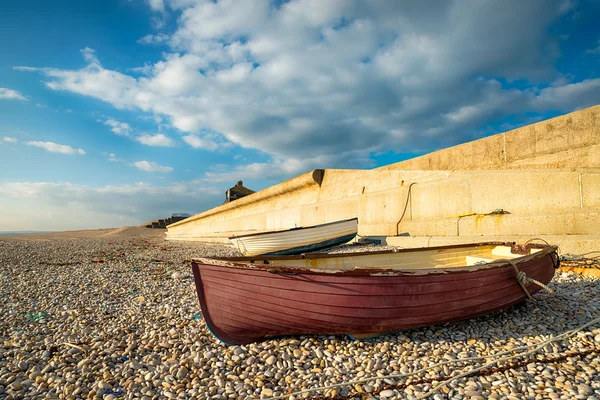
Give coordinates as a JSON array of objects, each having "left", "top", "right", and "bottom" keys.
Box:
[{"left": 396, "top": 182, "right": 417, "bottom": 236}]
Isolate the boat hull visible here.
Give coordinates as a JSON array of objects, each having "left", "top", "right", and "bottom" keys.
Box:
[
  {"left": 261, "top": 232, "right": 357, "bottom": 256},
  {"left": 229, "top": 218, "right": 358, "bottom": 256},
  {"left": 191, "top": 244, "right": 557, "bottom": 345}
]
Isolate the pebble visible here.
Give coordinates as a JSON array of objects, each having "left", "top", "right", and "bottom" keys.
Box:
[
  {"left": 578, "top": 384, "right": 594, "bottom": 395},
  {"left": 176, "top": 366, "right": 188, "bottom": 380},
  {"left": 265, "top": 355, "right": 276, "bottom": 365},
  {"left": 1, "top": 236, "right": 599, "bottom": 400}
]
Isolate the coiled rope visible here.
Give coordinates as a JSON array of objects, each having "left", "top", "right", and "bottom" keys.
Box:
[
  {"left": 505, "top": 259, "right": 554, "bottom": 300},
  {"left": 268, "top": 316, "right": 600, "bottom": 400}
]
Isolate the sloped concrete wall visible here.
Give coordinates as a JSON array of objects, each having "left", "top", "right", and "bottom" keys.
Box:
[
  {"left": 167, "top": 169, "right": 454, "bottom": 241},
  {"left": 167, "top": 169, "right": 325, "bottom": 239},
  {"left": 378, "top": 105, "right": 600, "bottom": 171},
  {"left": 166, "top": 168, "right": 600, "bottom": 241}
]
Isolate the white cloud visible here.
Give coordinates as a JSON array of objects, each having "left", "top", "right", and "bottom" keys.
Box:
[
  {"left": 0, "top": 181, "right": 221, "bottom": 231},
  {"left": 133, "top": 160, "right": 173, "bottom": 172},
  {"left": 202, "top": 160, "right": 304, "bottom": 183},
  {"left": 147, "top": 0, "right": 165, "bottom": 12},
  {"left": 137, "top": 115, "right": 164, "bottom": 124},
  {"left": 200, "top": 150, "right": 373, "bottom": 184},
  {"left": 138, "top": 33, "right": 170, "bottom": 45},
  {"left": 586, "top": 40, "right": 600, "bottom": 54},
  {"left": 146, "top": 0, "right": 168, "bottom": 29},
  {"left": 103, "top": 118, "right": 132, "bottom": 136},
  {"left": 15, "top": 0, "right": 593, "bottom": 167},
  {"left": 81, "top": 47, "right": 100, "bottom": 65},
  {"left": 136, "top": 133, "right": 175, "bottom": 147},
  {"left": 182, "top": 134, "right": 218, "bottom": 150},
  {"left": 26, "top": 141, "right": 86, "bottom": 155},
  {"left": 13, "top": 66, "right": 38, "bottom": 72},
  {"left": 0, "top": 87, "right": 27, "bottom": 101},
  {"left": 105, "top": 152, "right": 127, "bottom": 163},
  {"left": 3, "top": 137, "right": 18, "bottom": 143},
  {"left": 19, "top": 63, "right": 139, "bottom": 109},
  {"left": 533, "top": 79, "right": 600, "bottom": 110}
]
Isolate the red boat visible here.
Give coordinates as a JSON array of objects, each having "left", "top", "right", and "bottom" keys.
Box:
[{"left": 191, "top": 242, "right": 559, "bottom": 345}]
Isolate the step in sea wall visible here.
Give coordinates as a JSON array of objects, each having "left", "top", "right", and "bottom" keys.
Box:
[
  {"left": 377, "top": 104, "right": 600, "bottom": 171},
  {"left": 385, "top": 235, "right": 600, "bottom": 258}
]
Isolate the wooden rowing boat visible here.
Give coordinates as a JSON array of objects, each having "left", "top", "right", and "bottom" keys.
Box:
[
  {"left": 229, "top": 218, "right": 358, "bottom": 256},
  {"left": 191, "top": 242, "right": 559, "bottom": 345}
]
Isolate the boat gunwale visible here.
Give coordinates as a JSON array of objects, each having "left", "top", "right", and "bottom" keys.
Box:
[
  {"left": 227, "top": 217, "right": 358, "bottom": 239},
  {"left": 192, "top": 242, "right": 559, "bottom": 277}
]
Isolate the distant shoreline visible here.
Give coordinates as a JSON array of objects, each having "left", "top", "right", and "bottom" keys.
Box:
[
  {"left": 0, "top": 231, "right": 56, "bottom": 236},
  {"left": 0, "top": 226, "right": 165, "bottom": 242}
]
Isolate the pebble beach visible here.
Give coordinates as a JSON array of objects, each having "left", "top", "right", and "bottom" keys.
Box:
[{"left": 1, "top": 228, "right": 599, "bottom": 400}]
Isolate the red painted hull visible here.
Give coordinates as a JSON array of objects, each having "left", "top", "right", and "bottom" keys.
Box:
[{"left": 191, "top": 244, "right": 558, "bottom": 345}]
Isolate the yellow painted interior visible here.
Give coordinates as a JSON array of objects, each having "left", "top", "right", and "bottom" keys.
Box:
[{"left": 254, "top": 245, "right": 528, "bottom": 270}]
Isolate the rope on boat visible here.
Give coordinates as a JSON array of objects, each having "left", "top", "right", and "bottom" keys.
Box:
[
  {"left": 505, "top": 259, "right": 554, "bottom": 300},
  {"left": 267, "top": 316, "right": 600, "bottom": 400},
  {"left": 524, "top": 237, "right": 551, "bottom": 246}
]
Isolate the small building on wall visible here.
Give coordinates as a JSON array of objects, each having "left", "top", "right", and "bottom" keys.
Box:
[{"left": 225, "top": 180, "right": 255, "bottom": 203}]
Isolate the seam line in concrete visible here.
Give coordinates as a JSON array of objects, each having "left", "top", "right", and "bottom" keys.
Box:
[
  {"left": 579, "top": 171, "right": 583, "bottom": 209},
  {"left": 503, "top": 133, "right": 507, "bottom": 167},
  {"left": 468, "top": 177, "right": 473, "bottom": 213}
]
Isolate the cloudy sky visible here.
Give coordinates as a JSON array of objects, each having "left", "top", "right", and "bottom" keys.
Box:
[{"left": 1, "top": 0, "right": 600, "bottom": 231}]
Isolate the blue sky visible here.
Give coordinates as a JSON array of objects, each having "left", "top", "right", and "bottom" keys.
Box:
[{"left": 1, "top": 0, "right": 599, "bottom": 231}]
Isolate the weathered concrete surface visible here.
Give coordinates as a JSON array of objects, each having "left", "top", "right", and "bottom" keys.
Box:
[
  {"left": 402, "top": 169, "right": 599, "bottom": 222},
  {"left": 400, "top": 211, "right": 600, "bottom": 236},
  {"left": 168, "top": 169, "right": 324, "bottom": 235},
  {"left": 469, "top": 170, "right": 581, "bottom": 214},
  {"left": 378, "top": 105, "right": 600, "bottom": 171},
  {"left": 582, "top": 172, "right": 600, "bottom": 209},
  {"left": 167, "top": 167, "right": 600, "bottom": 241},
  {"left": 167, "top": 169, "right": 418, "bottom": 240}
]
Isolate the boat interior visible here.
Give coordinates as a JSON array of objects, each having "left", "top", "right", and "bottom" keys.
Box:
[{"left": 244, "top": 244, "right": 545, "bottom": 270}]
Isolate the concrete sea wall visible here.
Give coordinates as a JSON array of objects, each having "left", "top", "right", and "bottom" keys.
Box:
[
  {"left": 167, "top": 167, "right": 599, "bottom": 243},
  {"left": 167, "top": 105, "right": 600, "bottom": 253}
]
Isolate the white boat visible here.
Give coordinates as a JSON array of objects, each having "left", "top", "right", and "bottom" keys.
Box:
[{"left": 229, "top": 218, "right": 358, "bottom": 256}]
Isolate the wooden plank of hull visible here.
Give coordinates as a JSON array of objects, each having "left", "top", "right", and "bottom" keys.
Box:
[
  {"left": 199, "top": 262, "right": 549, "bottom": 311},
  {"left": 230, "top": 218, "right": 358, "bottom": 256},
  {"left": 191, "top": 246, "right": 557, "bottom": 345}
]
